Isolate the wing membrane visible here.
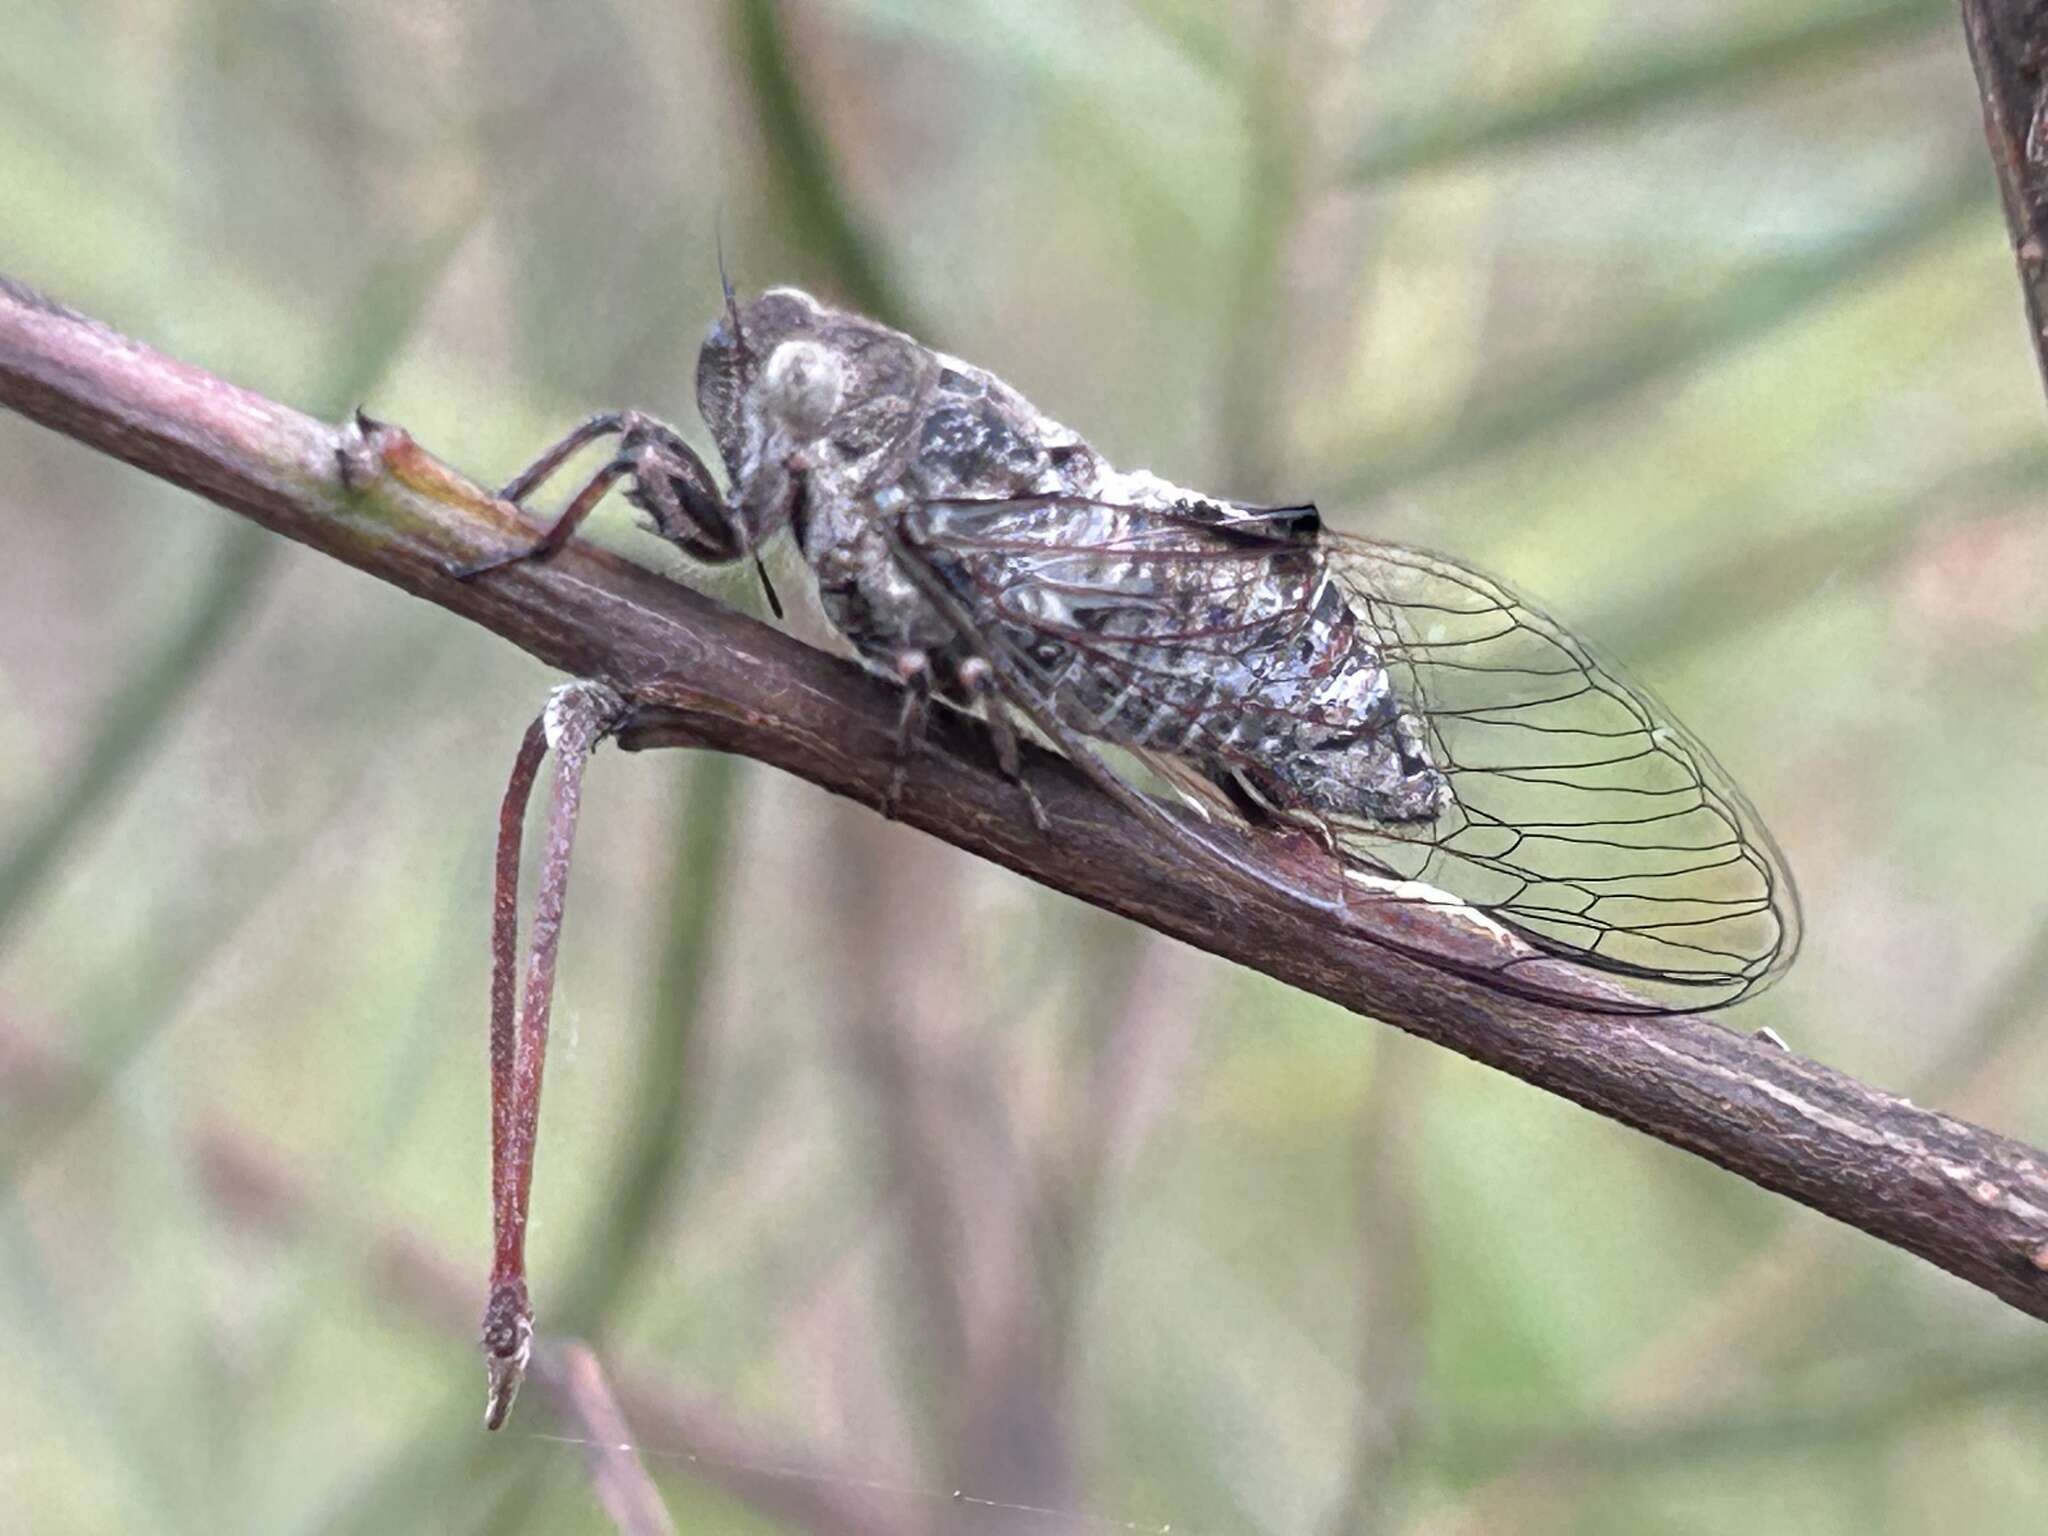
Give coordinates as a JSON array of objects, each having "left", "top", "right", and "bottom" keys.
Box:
[
  {"left": 899, "top": 495, "right": 1800, "bottom": 1011},
  {"left": 1327, "top": 535, "right": 1798, "bottom": 1002}
]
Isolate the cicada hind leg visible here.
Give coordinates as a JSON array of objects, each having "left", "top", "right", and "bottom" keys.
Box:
[
  {"left": 953, "top": 655, "right": 1050, "bottom": 832},
  {"left": 449, "top": 410, "right": 745, "bottom": 580}
]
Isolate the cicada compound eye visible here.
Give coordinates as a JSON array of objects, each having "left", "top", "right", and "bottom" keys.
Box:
[{"left": 762, "top": 338, "right": 846, "bottom": 439}]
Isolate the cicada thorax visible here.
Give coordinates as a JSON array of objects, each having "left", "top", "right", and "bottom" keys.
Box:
[{"left": 797, "top": 345, "right": 1104, "bottom": 688}]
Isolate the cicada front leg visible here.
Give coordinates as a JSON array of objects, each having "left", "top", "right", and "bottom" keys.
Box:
[{"left": 450, "top": 411, "right": 744, "bottom": 580}]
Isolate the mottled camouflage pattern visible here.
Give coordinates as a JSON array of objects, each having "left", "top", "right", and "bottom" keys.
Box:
[{"left": 696, "top": 287, "right": 1449, "bottom": 825}]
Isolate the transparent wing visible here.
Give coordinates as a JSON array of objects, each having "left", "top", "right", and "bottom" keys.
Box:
[
  {"left": 1317, "top": 533, "right": 1800, "bottom": 1009},
  {"left": 897, "top": 496, "right": 1801, "bottom": 1012}
]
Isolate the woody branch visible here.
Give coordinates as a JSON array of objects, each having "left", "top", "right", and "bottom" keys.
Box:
[
  {"left": 3, "top": 275, "right": 2046, "bottom": 1330},
  {"left": 1960, "top": 0, "right": 2048, "bottom": 406}
]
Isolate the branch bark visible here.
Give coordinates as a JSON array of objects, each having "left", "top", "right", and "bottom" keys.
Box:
[
  {"left": 1960, "top": 0, "right": 2048, "bottom": 403},
  {"left": 5, "top": 275, "right": 2048, "bottom": 1328}
]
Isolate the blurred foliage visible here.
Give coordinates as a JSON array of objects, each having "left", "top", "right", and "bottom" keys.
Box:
[{"left": 3, "top": 2, "right": 2048, "bottom": 1534}]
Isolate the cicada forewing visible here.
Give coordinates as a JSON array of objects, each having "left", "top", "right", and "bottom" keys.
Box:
[
  {"left": 893, "top": 494, "right": 1801, "bottom": 1014},
  {"left": 1315, "top": 534, "right": 1800, "bottom": 1010}
]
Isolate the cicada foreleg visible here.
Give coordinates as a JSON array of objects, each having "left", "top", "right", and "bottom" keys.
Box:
[{"left": 449, "top": 410, "right": 745, "bottom": 581}]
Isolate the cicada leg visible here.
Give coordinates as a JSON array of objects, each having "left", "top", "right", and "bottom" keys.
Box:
[
  {"left": 953, "top": 655, "right": 1050, "bottom": 832},
  {"left": 883, "top": 650, "right": 933, "bottom": 821},
  {"left": 1210, "top": 762, "right": 1350, "bottom": 882},
  {"left": 450, "top": 411, "right": 743, "bottom": 580}
]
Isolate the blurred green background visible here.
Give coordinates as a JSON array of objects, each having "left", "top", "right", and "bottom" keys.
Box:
[{"left": 5, "top": 1, "right": 2048, "bottom": 1531}]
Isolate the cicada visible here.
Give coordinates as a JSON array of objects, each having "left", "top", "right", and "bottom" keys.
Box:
[{"left": 467, "top": 286, "right": 1800, "bottom": 1013}]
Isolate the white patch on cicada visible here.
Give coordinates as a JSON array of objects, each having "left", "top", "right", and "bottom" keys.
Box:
[{"left": 1094, "top": 466, "right": 1215, "bottom": 515}]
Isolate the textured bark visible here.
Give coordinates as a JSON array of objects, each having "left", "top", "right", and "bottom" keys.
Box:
[
  {"left": 1960, "top": 0, "right": 2048, "bottom": 403},
  {"left": 5, "top": 275, "right": 2047, "bottom": 1327}
]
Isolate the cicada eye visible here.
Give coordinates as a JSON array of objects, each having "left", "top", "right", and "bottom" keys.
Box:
[{"left": 763, "top": 339, "right": 846, "bottom": 438}]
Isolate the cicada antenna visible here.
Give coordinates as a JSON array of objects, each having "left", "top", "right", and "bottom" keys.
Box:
[
  {"left": 711, "top": 217, "right": 778, "bottom": 619},
  {"left": 715, "top": 218, "right": 751, "bottom": 364}
]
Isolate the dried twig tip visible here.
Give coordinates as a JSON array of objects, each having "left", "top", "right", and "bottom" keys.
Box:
[
  {"left": 476, "top": 680, "right": 627, "bottom": 1432},
  {"left": 480, "top": 1280, "right": 533, "bottom": 1431},
  {"left": 333, "top": 408, "right": 390, "bottom": 494}
]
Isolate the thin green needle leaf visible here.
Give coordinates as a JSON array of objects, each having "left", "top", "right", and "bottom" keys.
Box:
[
  {"left": 306, "top": 1390, "right": 509, "bottom": 1536},
  {"left": 1604, "top": 441, "right": 2048, "bottom": 665},
  {"left": 1347, "top": 0, "right": 1948, "bottom": 184},
  {"left": 0, "top": 639, "right": 452, "bottom": 1186},
  {"left": 0, "top": 1203, "right": 210, "bottom": 1532},
  {"left": 1117, "top": 0, "right": 1238, "bottom": 83},
  {"left": 732, "top": 0, "right": 919, "bottom": 332},
  {"left": 1331, "top": 168, "right": 1990, "bottom": 501},
  {"left": 1917, "top": 899, "right": 2048, "bottom": 1106},
  {"left": 1216, "top": 12, "right": 1302, "bottom": 491},
  {"left": 0, "top": 219, "right": 475, "bottom": 954},
  {"left": 0, "top": 525, "right": 277, "bottom": 953},
  {"left": 1439, "top": 1348, "right": 2048, "bottom": 1477},
  {"left": 325, "top": 217, "right": 481, "bottom": 413}
]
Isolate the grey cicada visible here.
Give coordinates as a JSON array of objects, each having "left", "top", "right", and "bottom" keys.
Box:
[{"left": 466, "top": 286, "right": 1800, "bottom": 1013}]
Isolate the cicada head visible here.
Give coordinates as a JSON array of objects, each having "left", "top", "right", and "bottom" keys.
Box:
[
  {"left": 697, "top": 287, "right": 927, "bottom": 550},
  {"left": 699, "top": 291, "right": 809, "bottom": 470}
]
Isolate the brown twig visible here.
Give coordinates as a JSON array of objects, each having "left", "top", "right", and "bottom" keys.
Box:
[
  {"left": 1959, "top": 0, "right": 2048, "bottom": 404},
  {"left": 483, "top": 683, "right": 626, "bottom": 1430},
  {"left": 5, "top": 276, "right": 2048, "bottom": 1330},
  {"left": 482, "top": 713, "right": 551, "bottom": 1425},
  {"left": 1415, "top": 913, "right": 2048, "bottom": 1535}
]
